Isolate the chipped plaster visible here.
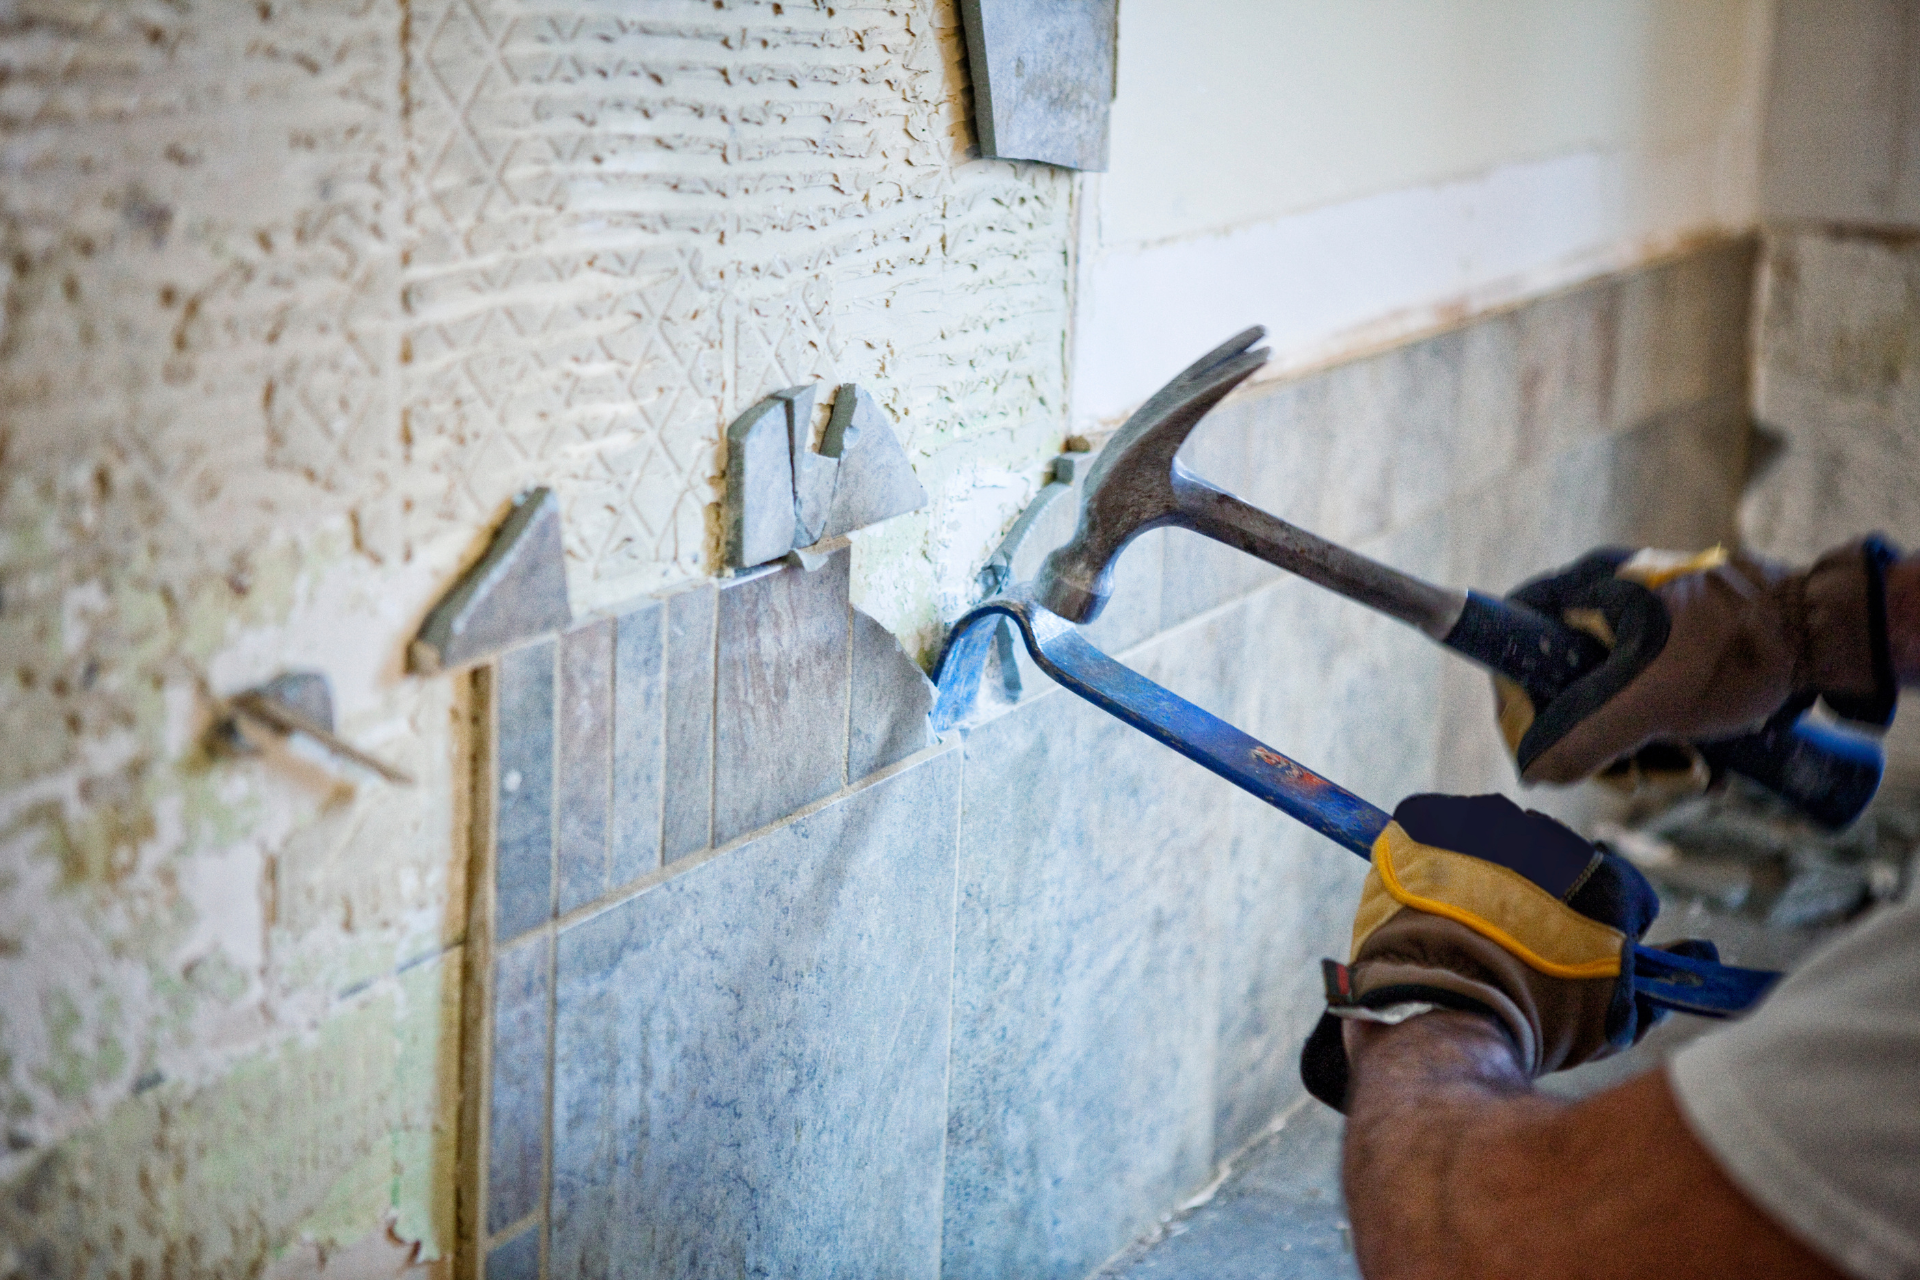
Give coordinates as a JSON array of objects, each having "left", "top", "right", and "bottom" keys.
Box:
[{"left": 1, "top": 0, "right": 1070, "bottom": 1267}]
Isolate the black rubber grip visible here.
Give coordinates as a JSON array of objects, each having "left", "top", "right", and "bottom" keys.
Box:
[
  {"left": 1443, "top": 592, "right": 1882, "bottom": 828},
  {"left": 1444, "top": 591, "right": 1611, "bottom": 703}
]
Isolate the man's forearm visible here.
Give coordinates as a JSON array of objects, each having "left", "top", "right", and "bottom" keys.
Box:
[
  {"left": 1340, "top": 1014, "right": 1848, "bottom": 1280},
  {"left": 1340, "top": 1012, "right": 1560, "bottom": 1280}
]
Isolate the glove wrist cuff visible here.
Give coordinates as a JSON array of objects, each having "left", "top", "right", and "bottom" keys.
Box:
[{"left": 1802, "top": 536, "right": 1901, "bottom": 725}]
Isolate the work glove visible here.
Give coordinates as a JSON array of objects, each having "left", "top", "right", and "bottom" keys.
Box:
[
  {"left": 1300, "top": 793, "right": 1714, "bottom": 1112},
  {"left": 1493, "top": 539, "right": 1901, "bottom": 786}
]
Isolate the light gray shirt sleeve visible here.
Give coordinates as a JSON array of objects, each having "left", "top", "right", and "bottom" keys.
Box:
[{"left": 1668, "top": 893, "right": 1920, "bottom": 1280}]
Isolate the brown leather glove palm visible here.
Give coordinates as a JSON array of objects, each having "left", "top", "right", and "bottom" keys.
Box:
[
  {"left": 1300, "top": 793, "right": 1708, "bottom": 1111},
  {"left": 1495, "top": 541, "right": 1899, "bottom": 785}
]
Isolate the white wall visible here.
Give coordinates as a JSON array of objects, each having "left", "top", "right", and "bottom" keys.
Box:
[{"left": 1074, "top": 0, "right": 1774, "bottom": 425}]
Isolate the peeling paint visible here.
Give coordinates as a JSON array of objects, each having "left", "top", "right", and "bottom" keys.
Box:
[{"left": 0, "top": 953, "right": 460, "bottom": 1276}]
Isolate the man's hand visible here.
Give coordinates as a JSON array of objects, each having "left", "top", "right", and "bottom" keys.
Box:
[
  {"left": 1298, "top": 793, "right": 1708, "bottom": 1110},
  {"left": 1339, "top": 1013, "right": 1848, "bottom": 1280},
  {"left": 1496, "top": 540, "right": 1900, "bottom": 785}
]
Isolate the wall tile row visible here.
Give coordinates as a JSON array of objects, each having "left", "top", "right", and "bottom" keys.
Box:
[{"left": 470, "top": 242, "right": 1758, "bottom": 1278}]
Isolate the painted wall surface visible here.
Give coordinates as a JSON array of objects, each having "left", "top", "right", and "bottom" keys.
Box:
[
  {"left": 1075, "top": 0, "right": 1773, "bottom": 423},
  {"left": 0, "top": 0, "right": 1066, "bottom": 1272}
]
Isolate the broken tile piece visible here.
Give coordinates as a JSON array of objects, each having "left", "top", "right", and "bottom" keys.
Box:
[
  {"left": 820, "top": 384, "right": 928, "bottom": 539},
  {"left": 411, "top": 489, "right": 573, "bottom": 674},
  {"left": 725, "top": 397, "right": 798, "bottom": 568},
  {"left": 253, "top": 671, "right": 334, "bottom": 731},
  {"left": 849, "top": 608, "right": 936, "bottom": 782},
  {"left": 776, "top": 384, "right": 840, "bottom": 548},
  {"left": 712, "top": 551, "right": 852, "bottom": 844},
  {"left": 959, "top": 0, "right": 1117, "bottom": 171}
]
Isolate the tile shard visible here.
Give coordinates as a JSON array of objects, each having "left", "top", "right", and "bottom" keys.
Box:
[
  {"left": 776, "top": 384, "right": 840, "bottom": 548},
  {"left": 820, "top": 384, "right": 928, "bottom": 539},
  {"left": 410, "top": 488, "right": 573, "bottom": 675},
  {"left": 725, "top": 396, "right": 798, "bottom": 569},
  {"left": 959, "top": 0, "right": 1117, "bottom": 171},
  {"left": 849, "top": 608, "right": 935, "bottom": 782}
]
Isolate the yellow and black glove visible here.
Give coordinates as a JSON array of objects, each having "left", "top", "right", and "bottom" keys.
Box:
[
  {"left": 1300, "top": 793, "right": 1714, "bottom": 1112},
  {"left": 1494, "top": 540, "right": 1900, "bottom": 787}
]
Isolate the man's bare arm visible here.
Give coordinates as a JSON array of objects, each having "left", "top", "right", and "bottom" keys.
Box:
[{"left": 1340, "top": 1012, "right": 1847, "bottom": 1280}]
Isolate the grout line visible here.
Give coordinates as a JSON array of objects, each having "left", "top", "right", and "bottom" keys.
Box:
[
  {"left": 483, "top": 1211, "right": 541, "bottom": 1253},
  {"left": 841, "top": 592, "right": 855, "bottom": 788},
  {"left": 541, "top": 641, "right": 560, "bottom": 1280},
  {"left": 551, "top": 736, "right": 961, "bottom": 937},
  {"left": 931, "top": 737, "right": 966, "bottom": 1272},
  {"left": 537, "top": 925, "right": 557, "bottom": 1280},
  {"left": 600, "top": 619, "right": 614, "bottom": 901},
  {"left": 653, "top": 602, "right": 667, "bottom": 872},
  {"left": 547, "top": 639, "right": 561, "bottom": 926},
  {"left": 704, "top": 583, "right": 719, "bottom": 858},
  {"left": 461, "top": 664, "right": 500, "bottom": 1280}
]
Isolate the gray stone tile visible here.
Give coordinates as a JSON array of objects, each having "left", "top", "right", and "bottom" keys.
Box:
[
  {"left": 1746, "top": 230, "right": 1920, "bottom": 562},
  {"left": 1157, "top": 495, "right": 1282, "bottom": 631},
  {"left": 820, "top": 383, "right": 929, "bottom": 539},
  {"left": 1381, "top": 329, "right": 1469, "bottom": 526},
  {"left": 1193, "top": 571, "right": 1433, "bottom": 1150},
  {"left": 1590, "top": 399, "right": 1748, "bottom": 551},
  {"left": 1123, "top": 595, "right": 1368, "bottom": 1152},
  {"left": 960, "top": 0, "right": 1116, "bottom": 171},
  {"left": 1096, "top": 1104, "right": 1358, "bottom": 1280},
  {"left": 548, "top": 749, "right": 961, "bottom": 1280},
  {"left": 412, "top": 487, "right": 573, "bottom": 674},
  {"left": 944, "top": 685, "right": 1228, "bottom": 1280},
  {"left": 726, "top": 396, "right": 798, "bottom": 569},
  {"left": 1311, "top": 354, "right": 1401, "bottom": 548},
  {"left": 496, "top": 640, "right": 556, "bottom": 942},
  {"left": 848, "top": 608, "right": 934, "bottom": 782},
  {"left": 611, "top": 599, "right": 665, "bottom": 886},
  {"left": 486, "top": 1226, "right": 542, "bottom": 1280},
  {"left": 1511, "top": 278, "right": 1619, "bottom": 464},
  {"left": 488, "top": 934, "right": 552, "bottom": 1235},
  {"left": 777, "top": 384, "right": 838, "bottom": 548},
  {"left": 1455, "top": 308, "right": 1527, "bottom": 478},
  {"left": 557, "top": 619, "right": 614, "bottom": 915},
  {"left": 661, "top": 584, "right": 716, "bottom": 863},
  {"left": 712, "top": 551, "right": 852, "bottom": 844},
  {"left": 1203, "top": 379, "right": 1338, "bottom": 539},
  {"left": 1208, "top": 820, "right": 1361, "bottom": 1154},
  {"left": 1611, "top": 241, "right": 1756, "bottom": 432},
  {"left": 1079, "top": 525, "right": 1165, "bottom": 654}
]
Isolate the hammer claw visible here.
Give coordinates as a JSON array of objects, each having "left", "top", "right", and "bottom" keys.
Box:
[{"left": 1037, "top": 329, "right": 1273, "bottom": 622}]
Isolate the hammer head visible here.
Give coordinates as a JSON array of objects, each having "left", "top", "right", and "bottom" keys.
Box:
[{"left": 1036, "top": 328, "right": 1270, "bottom": 621}]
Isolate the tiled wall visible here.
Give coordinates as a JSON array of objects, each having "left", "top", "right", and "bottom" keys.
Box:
[
  {"left": 462, "top": 240, "right": 1756, "bottom": 1279},
  {"left": 1742, "top": 226, "right": 1920, "bottom": 788}
]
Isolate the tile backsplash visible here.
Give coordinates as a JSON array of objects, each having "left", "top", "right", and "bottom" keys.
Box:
[{"left": 462, "top": 240, "right": 1757, "bottom": 1279}]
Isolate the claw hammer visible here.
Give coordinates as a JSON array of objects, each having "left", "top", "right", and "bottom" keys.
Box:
[{"left": 1035, "top": 327, "right": 1882, "bottom": 828}]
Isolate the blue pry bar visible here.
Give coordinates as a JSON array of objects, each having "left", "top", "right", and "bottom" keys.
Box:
[{"left": 934, "top": 591, "right": 1779, "bottom": 1019}]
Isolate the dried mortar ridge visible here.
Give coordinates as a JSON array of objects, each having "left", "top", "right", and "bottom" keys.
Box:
[{"left": 0, "top": 0, "right": 1069, "bottom": 1269}]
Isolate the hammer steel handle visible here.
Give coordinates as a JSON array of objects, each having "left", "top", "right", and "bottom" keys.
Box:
[{"left": 1172, "top": 475, "right": 1882, "bottom": 829}]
